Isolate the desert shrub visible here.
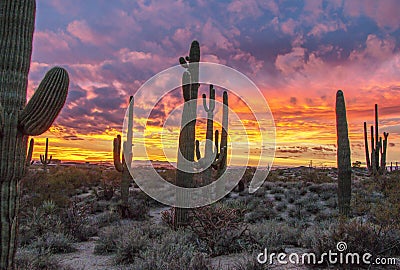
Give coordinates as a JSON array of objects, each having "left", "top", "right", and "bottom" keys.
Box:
[
  {"left": 275, "top": 202, "right": 287, "bottom": 212},
  {"left": 21, "top": 167, "right": 102, "bottom": 208},
  {"left": 284, "top": 189, "right": 299, "bottom": 204},
  {"left": 324, "top": 196, "right": 338, "bottom": 209},
  {"left": 273, "top": 194, "right": 283, "bottom": 201},
  {"left": 61, "top": 199, "right": 96, "bottom": 241},
  {"left": 161, "top": 207, "right": 175, "bottom": 228},
  {"left": 244, "top": 198, "right": 276, "bottom": 223},
  {"left": 15, "top": 248, "right": 73, "bottom": 270},
  {"left": 94, "top": 224, "right": 126, "bottom": 254},
  {"left": 128, "top": 229, "right": 211, "bottom": 270},
  {"left": 92, "top": 210, "right": 120, "bottom": 228},
  {"left": 248, "top": 220, "right": 301, "bottom": 252},
  {"left": 114, "top": 197, "right": 149, "bottom": 220},
  {"left": 269, "top": 186, "right": 284, "bottom": 194},
  {"left": 189, "top": 205, "right": 250, "bottom": 256},
  {"left": 301, "top": 169, "right": 333, "bottom": 183},
  {"left": 301, "top": 219, "right": 400, "bottom": 267},
  {"left": 287, "top": 205, "right": 305, "bottom": 220},
  {"left": 115, "top": 227, "right": 149, "bottom": 264},
  {"left": 30, "top": 232, "right": 76, "bottom": 254},
  {"left": 140, "top": 222, "right": 171, "bottom": 240},
  {"left": 19, "top": 200, "right": 63, "bottom": 246}
]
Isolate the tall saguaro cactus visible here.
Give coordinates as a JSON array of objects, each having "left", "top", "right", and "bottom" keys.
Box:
[
  {"left": 113, "top": 96, "right": 134, "bottom": 209},
  {"left": 335, "top": 90, "right": 352, "bottom": 217},
  {"left": 363, "top": 104, "right": 389, "bottom": 175},
  {"left": 174, "top": 40, "right": 200, "bottom": 228},
  {"left": 40, "top": 138, "right": 52, "bottom": 172},
  {"left": 0, "top": 1, "right": 69, "bottom": 269},
  {"left": 215, "top": 91, "right": 229, "bottom": 197}
]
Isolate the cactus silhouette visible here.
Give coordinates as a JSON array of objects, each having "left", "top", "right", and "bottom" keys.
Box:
[
  {"left": 40, "top": 138, "right": 52, "bottom": 172},
  {"left": 335, "top": 90, "right": 351, "bottom": 217},
  {"left": 215, "top": 91, "right": 229, "bottom": 197},
  {"left": 0, "top": 1, "right": 69, "bottom": 268},
  {"left": 363, "top": 104, "right": 389, "bottom": 175},
  {"left": 174, "top": 40, "right": 200, "bottom": 228},
  {"left": 25, "top": 138, "right": 34, "bottom": 167},
  {"left": 113, "top": 96, "right": 134, "bottom": 211},
  {"left": 195, "top": 86, "right": 227, "bottom": 195}
]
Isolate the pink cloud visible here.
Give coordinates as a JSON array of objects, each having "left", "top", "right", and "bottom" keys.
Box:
[
  {"left": 343, "top": 0, "right": 400, "bottom": 30},
  {"left": 281, "top": 18, "right": 297, "bottom": 36},
  {"left": 275, "top": 47, "right": 306, "bottom": 74},
  {"left": 67, "top": 20, "right": 112, "bottom": 45},
  {"left": 349, "top": 34, "right": 396, "bottom": 62}
]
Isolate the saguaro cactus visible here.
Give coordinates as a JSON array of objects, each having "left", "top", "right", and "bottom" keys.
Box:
[
  {"left": 195, "top": 86, "right": 226, "bottom": 194},
  {"left": 113, "top": 96, "right": 134, "bottom": 210},
  {"left": 335, "top": 90, "right": 352, "bottom": 217},
  {"left": 215, "top": 91, "right": 229, "bottom": 197},
  {"left": 40, "top": 138, "right": 52, "bottom": 172},
  {"left": 363, "top": 104, "right": 389, "bottom": 175},
  {"left": 0, "top": 1, "right": 69, "bottom": 268},
  {"left": 174, "top": 40, "right": 200, "bottom": 228}
]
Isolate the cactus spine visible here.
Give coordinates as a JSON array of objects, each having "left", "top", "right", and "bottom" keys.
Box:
[
  {"left": 363, "top": 104, "right": 389, "bottom": 175},
  {"left": 40, "top": 138, "right": 52, "bottom": 172},
  {"left": 25, "top": 138, "right": 34, "bottom": 167},
  {"left": 174, "top": 41, "right": 200, "bottom": 228},
  {"left": 0, "top": 1, "right": 69, "bottom": 268},
  {"left": 113, "top": 96, "right": 134, "bottom": 209},
  {"left": 335, "top": 90, "right": 352, "bottom": 217}
]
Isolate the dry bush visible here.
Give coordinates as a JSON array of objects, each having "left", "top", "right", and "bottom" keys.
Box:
[
  {"left": 189, "top": 205, "right": 248, "bottom": 256},
  {"left": 300, "top": 219, "right": 400, "bottom": 267}
]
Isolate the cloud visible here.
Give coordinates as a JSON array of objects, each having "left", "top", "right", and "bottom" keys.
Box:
[
  {"left": 28, "top": 0, "right": 400, "bottom": 165},
  {"left": 343, "top": 0, "right": 400, "bottom": 30}
]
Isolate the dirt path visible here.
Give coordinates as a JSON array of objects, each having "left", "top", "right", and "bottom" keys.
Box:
[{"left": 56, "top": 206, "right": 171, "bottom": 270}]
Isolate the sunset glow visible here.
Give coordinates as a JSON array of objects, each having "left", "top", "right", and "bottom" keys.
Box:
[{"left": 29, "top": 0, "right": 400, "bottom": 167}]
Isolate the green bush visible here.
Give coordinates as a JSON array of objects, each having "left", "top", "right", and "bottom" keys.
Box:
[
  {"left": 15, "top": 248, "right": 73, "bottom": 270},
  {"left": 30, "top": 232, "right": 76, "bottom": 254}
]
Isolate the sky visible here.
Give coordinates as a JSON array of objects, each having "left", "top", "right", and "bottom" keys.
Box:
[{"left": 28, "top": 0, "right": 400, "bottom": 168}]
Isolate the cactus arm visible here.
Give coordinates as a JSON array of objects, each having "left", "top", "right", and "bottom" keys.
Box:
[
  {"left": 202, "top": 94, "right": 209, "bottom": 111},
  {"left": 381, "top": 132, "right": 389, "bottom": 174},
  {"left": 125, "top": 96, "right": 134, "bottom": 167},
  {"left": 18, "top": 67, "right": 69, "bottom": 136},
  {"left": 214, "top": 130, "right": 219, "bottom": 156},
  {"left": 179, "top": 57, "right": 188, "bottom": 68},
  {"left": 202, "top": 85, "right": 215, "bottom": 113},
  {"left": 0, "top": 101, "right": 3, "bottom": 136},
  {"left": 113, "top": 135, "right": 123, "bottom": 172},
  {"left": 26, "top": 138, "right": 34, "bottom": 167},
  {"left": 195, "top": 140, "right": 201, "bottom": 160}
]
